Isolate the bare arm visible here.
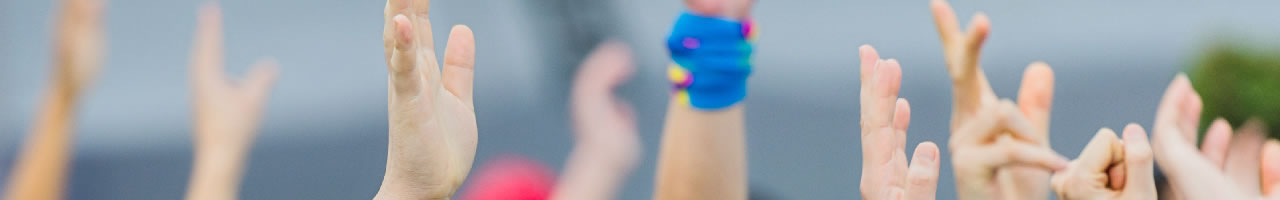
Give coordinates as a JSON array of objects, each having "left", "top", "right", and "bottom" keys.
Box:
[
  {"left": 653, "top": 0, "right": 753, "bottom": 199},
  {"left": 654, "top": 105, "right": 747, "bottom": 200},
  {"left": 4, "top": 0, "right": 104, "bottom": 199}
]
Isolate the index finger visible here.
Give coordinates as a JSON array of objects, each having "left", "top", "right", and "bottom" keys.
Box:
[
  {"left": 192, "top": 2, "right": 226, "bottom": 86},
  {"left": 930, "top": 0, "right": 960, "bottom": 44}
]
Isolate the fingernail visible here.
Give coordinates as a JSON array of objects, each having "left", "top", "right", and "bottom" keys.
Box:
[{"left": 917, "top": 149, "right": 937, "bottom": 165}]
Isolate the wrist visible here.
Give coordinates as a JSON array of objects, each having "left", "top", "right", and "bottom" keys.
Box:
[
  {"left": 374, "top": 175, "right": 455, "bottom": 200},
  {"left": 667, "top": 12, "right": 755, "bottom": 110}
]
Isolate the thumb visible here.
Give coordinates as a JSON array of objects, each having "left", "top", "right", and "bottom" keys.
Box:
[
  {"left": 903, "top": 142, "right": 940, "bottom": 200},
  {"left": 1121, "top": 124, "right": 1157, "bottom": 197}
]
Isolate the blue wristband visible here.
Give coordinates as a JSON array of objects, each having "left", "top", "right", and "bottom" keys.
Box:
[{"left": 666, "top": 12, "right": 755, "bottom": 110}]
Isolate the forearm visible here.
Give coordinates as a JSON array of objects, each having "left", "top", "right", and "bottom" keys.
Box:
[
  {"left": 185, "top": 148, "right": 249, "bottom": 200},
  {"left": 5, "top": 84, "right": 78, "bottom": 200},
  {"left": 551, "top": 143, "right": 636, "bottom": 200},
  {"left": 653, "top": 102, "right": 747, "bottom": 200}
]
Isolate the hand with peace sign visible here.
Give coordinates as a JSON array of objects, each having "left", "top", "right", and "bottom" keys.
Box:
[{"left": 930, "top": 0, "right": 1064, "bottom": 199}]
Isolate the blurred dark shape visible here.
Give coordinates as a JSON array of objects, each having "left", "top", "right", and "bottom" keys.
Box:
[
  {"left": 457, "top": 154, "right": 555, "bottom": 200},
  {"left": 1154, "top": 169, "right": 1175, "bottom": 200},
  {"left": 749, "top": 184, "right": 781, "bottom": 200},
  {"left": 1190, "top": 38, "right": 1280, "bottom": 139}
]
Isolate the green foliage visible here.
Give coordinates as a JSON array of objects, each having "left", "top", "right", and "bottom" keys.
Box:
[{"left": 1189, "top": 40, "right": 1280, "bottom": 138}]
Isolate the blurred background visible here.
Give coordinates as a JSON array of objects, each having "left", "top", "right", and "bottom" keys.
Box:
[{"left": 3, "top": 0, "right": 1280, "bottom": 199}]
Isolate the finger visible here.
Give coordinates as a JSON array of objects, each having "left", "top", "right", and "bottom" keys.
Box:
[
  {"left": 985, "top": 138, "right": 1069, "bottom": 171},
  {"left": 859, "top": 45, "right": 880, "bottom": 87},
  {"left": 387, "top": 15, "right": 423, "bottom": 96},
  {"left": 192, "top": 2, "right": 226, "bottom": 86},
  {"left": 1152, "top": 74, "right": 1194, "bottom": 144},
  {"left": 1074, "top": 128, "right": 1123, "bottom": 174},
  {"left": 861, "top": 127, "right": 901, "bottom": 198},
  {"left": 1178, "top": 84, "right": 1204, "bottom": 142},
  {"left": 575, "top": 40, "right": 633, "bottom": 93},
  {"left": 904, "top": 142, "right": 940, "bottom": 200},
  {"left": 1017, "top": 62, "right": 1055, "bottom": 138},
  {"left": 442, "top": 25, "right": 478, "bottom": 104},
  {"left": 952, "top": 100, "right": 1040, "bottom": 145},
  {"left": 893, "top": 98, "right": 912, "bottom": 134},
  {"left": 572, "top": 40, "right": 634, "bottom": 118},
  {"left": 867, "top": 59, "right": 903, "bottom": 131},
  {"left": 1261, "top": 139, "right": 1280, "bottom": 197},
  {"left": 411, "top": 0, "right": 430, "bottom": 17},
  {"left": 859, "top": 45, "right": 881, "bottom": 132},
  {"left": 240, "top": 58, "right": 280, "bottom": 107},
  {"left": 1121, "top": 124, "right": 1157, "bottom": 198},
  {"left": 1224, "top": 119, "right": 1266, "bottom": 195},
  {"left": 960, "top": 12, "right": 990, "bottom": 75},
  {"left": 1108, "top": 160, "right": 1126, "bottom": 190},
  {"left": 929, "top": 0, "right": 960, "bottom": 44},
  {"left": 893, "top": 98, "right": 912, "bottom": 151},
  {"left": 1201, "top": 118, "right": 1233, "bottom": 168}
]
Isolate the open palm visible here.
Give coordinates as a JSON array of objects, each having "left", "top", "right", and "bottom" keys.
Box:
[{"left": 376, "top": 0, "right": 479, "bottom": 199}]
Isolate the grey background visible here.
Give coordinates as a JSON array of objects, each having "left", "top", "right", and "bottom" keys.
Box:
[{"left": 3, "top": 0, "right": 1280, "bottom": 199}]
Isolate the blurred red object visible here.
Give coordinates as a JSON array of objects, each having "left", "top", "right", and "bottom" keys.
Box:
[{"left": 458, "top": 154, "right": 556, "bottom": 200}]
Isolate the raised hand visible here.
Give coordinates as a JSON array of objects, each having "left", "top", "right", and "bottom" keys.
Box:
[
  {"left": 930, "top": 0, "right": 1059, "bottom": 198},
  {"left": 374, "top": 0, "right": 479, "bottom": 199},
  {"left": 857, "top": 45, "right": 941, "bottom": 200},
  {"left": 185, "top": 3, "right": 279, "bottom": 200},
  {"left": 1051, "top": 125, "right": 1156, "bottom": 200},
  {"left": 552, "top": 41, "right": 642, "bottom": 200},
  {"left": 1150, "top": 75, "right": 1280, "bottom": 200},
  {"left": 3, "top": 0, "right": 104, "bottom": 199}
]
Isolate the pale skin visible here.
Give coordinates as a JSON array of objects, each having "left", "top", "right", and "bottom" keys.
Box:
[
  {"left": 1050, "top": 125, "right": 1157, "bottom": 200},
  {"left": 550, "top": 41, "right": 643, "bottom": 200},
  {"left": 857, "top": 45, "right": 941, "bottom": 200},
  {"left": 3, "top": 0, "right": 104, "bottom": 199},
  {"left": 653, "top": 0, "right": 752, "bottom": 199},
  {"left": 374, "top": 0, "right": 478, "bottom": 199},
  {"left": 1149, "top": 75, "right": 1280, "bottom": 200},
  {"left": 184, "top": 2, "right": 280, "bottom": 200},
  {"left": 930, "top": 0, "right": 1066, "bottom": 199}
]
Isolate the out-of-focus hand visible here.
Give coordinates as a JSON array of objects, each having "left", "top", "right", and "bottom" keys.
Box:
[
  {"left": 930, "top": 0, "right": 1058, "bottom": 198},
  {"left": 1051, "top": 125, "right": 1156, "bottom": 200},
  {"left": 375, "top": 0, "right": 479, "bottom": 199},
  {"left": 569, "top": 41, "right": 641, "bottom": 171},
  {"left": 857, "top": 45, "right": 941, "bottom": 200},
  {"left": 190, "top": 3, "right": 278, "bottom": 156},
  {"left": 1150, "top": 75, "right": 1280, "bottom": 200},
  {"left": 185, "top": 4, "right": 278, "bottom": 200},
  {"left": 949, "top": 99, "right": 1067, "bottom": 200},
  {"left": 552, "top": 41, "right": 642, "bottom": 200},
  {"left": 53, "top": 0, "right": 105, "bottom": 95}
]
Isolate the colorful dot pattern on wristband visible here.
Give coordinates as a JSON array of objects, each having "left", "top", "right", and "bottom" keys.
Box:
[{"left": 666, "top": 12, "right": 755, "bottom": 110}]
